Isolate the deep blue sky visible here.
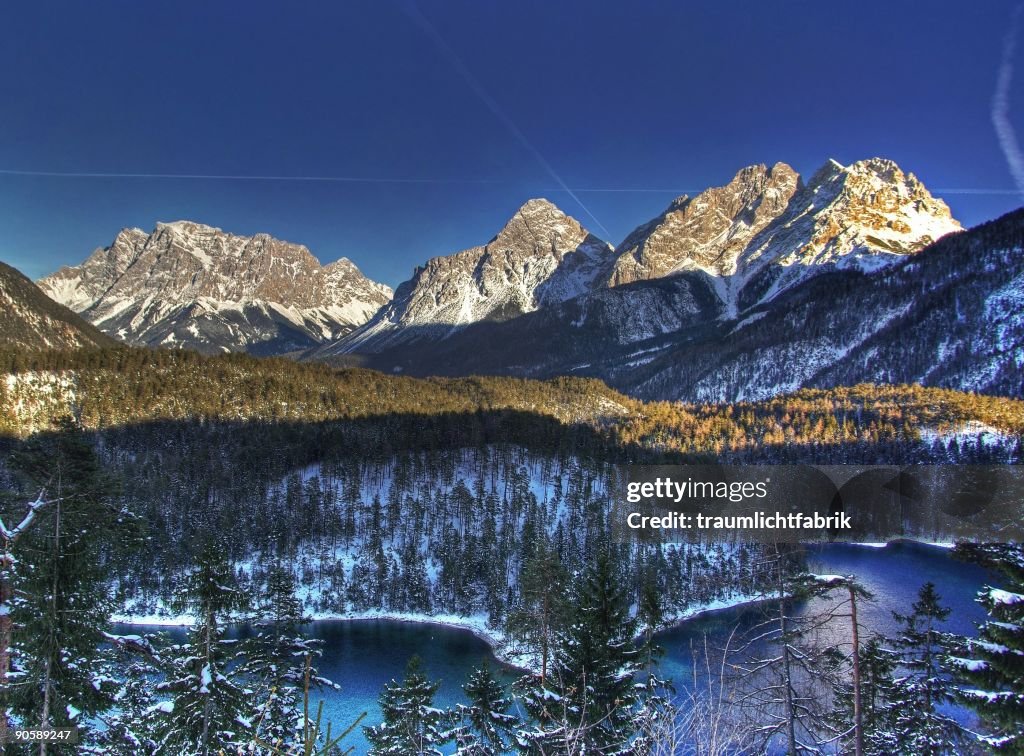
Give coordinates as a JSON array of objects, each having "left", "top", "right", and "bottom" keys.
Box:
[{"left": 2, "top": 1, "right": 1022, "bottom": 287}]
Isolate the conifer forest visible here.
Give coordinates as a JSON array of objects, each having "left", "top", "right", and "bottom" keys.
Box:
[{"left": 1, "top": 347, "right": 1023, "bottom": 753}]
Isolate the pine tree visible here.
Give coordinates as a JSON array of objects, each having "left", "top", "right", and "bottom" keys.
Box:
[
  {"left": 92, "top": 636, "right": 164, "bottom": 755},
  {"left": 876, "top": 581, "right": 964, "bottom": 753},
  {"left": 509, "top": 540, "right": 568, "bottom": 682},
  {"left": 262, "top": 561, "right": 304, "bottom": 627},
  {"left": 400, "top": 540, "right": 432, "bottom": 613},
  {"left": 515, "top": 549, "right": 654, "bottom": 753},
  {"left": 5, "top": 419, "right": 121, "bottom": 747},
  {"left": 948, "top": 543, "right": 1024, "bottom": 752},
  {"left": 0, "top": 490, "right": 59, "bottom": 742},
  {"left": 831, "top": 583, "right": 965, "bottom": 754},
  {"left": 364, "top": 655, "right": 452, "bottom": 755},
  {"left": 638, "top": 557, "right": 665, "bottom": 667},
  {"left": 830, "top": 636, "right": 896, "bottom": 755},
  {"left": 245, "top": 561, "right": 339, "bottom": 751},
  {"left": 452, "top": 664, "right": 516, "bottom": 755},
  {"left": 150, "top": 540, "right": 251, "bottom": 755}
]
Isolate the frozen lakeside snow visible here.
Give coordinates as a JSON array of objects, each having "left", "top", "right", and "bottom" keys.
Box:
[
  {"left": 112, "top": 594, "right": 772, "bottom": 674},
  {"left": 988, "top": 588, "right": 1024, "bottom": 606}
]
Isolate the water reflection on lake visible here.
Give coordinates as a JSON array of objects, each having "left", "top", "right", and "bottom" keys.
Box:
[{"left": 653, "top": 541, "right": 995, "bottom": 693}]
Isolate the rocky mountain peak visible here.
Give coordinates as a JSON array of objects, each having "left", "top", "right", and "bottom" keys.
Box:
[
  {"left": 728, "top": 157, "right": 962, "bottom": 311},
  {"left": 603, "top": 156, "right": 960, "bottom": 316},
  {"left": 515, "top": 197, "right": 563, "bottom": 214},
  {"left": 39, "top": 227, "right": 149, "bottom": 312},
  {"left": 155, "top": 219, "right": 207, "bottom": 232},
  {"left": 323, "top": 256, "right": 360, "bottom": 277},
  {"left": 38, "top": 222, "right": 392, "bottom": 355},
  {"left": 114, "top": 226, "right": 150, "bottom": 246},
  {"left": 606, "top": 160, "right": 802, "bottom": 285},
  {"left": 489, "top": 198, "right": 584, "bottom": 253},
  {"left": 666, "top": 194, "right": 690, "bottom": 212},
  {"left": 323, "top": 257, "right": 393, "bottom": 301},
  {"left": 804, "top": 157, "right": 952, "bottom": 219},
  {"left": 318, "top": 200, "right": 615, "bottom": 356},
  {"left": 770, "top": 157, "right": 960, "bottom": 263}
]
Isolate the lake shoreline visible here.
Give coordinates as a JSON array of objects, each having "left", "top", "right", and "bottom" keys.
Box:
[
  {"left": 111, "top": 595, "right": 771, "bottom": 673},
  {"left": 112, "top": 541, "right": 958, "bottom": 671}
]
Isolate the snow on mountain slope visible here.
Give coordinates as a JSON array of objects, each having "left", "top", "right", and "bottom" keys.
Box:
[
  {"left": 322, "top": 198, "right": 615, "bottom": 355},
  {"left": 0, "top": 261, "right": 117, "bottom": 350},
  {"left": 606, "top": 161, "right": 801, "bottom": 285},
  {"left": 38, "top": 221, "right": 392, "bottom": 355},
  {"left": 605, "top": 157, "right": 960, "bottom": 318},
  {"left": 321, "top": 207, "right": 1024, "bottom": 406},
  {"left": 733, "top": 158, "right": 961, "bottom": 309},
  {"left": 320, "top": 156, "right": 960, "bottom": 364},
  {"left": 629, "top": 208, "right": 1022, "bottom": 403}
]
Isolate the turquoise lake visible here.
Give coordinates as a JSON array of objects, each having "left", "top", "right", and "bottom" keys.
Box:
[{"left": 119, "top": 542, "right": 997, "bottom": 753}]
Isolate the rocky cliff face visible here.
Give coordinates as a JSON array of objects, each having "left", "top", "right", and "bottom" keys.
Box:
[
  {"left": 605, "top": 157, "right": 960, "bottom": 317},
  {"left": 323, "top": 207, "right": 1022, "bottom": 404},
  {"left": 31, "top": 155, "right": 978, "bottom": 403},
  {"left": 38, "top": 221, "right": 392, "bottom": 354},
  {"left": 606, "top": 161, "right": 801, "bottom": 285},
  {"left": 732, "top": 157, "right": 961, "bottom": 310},
  {"left": 325, "top": 198, "right": 615, "bottom": 355},
  {"left": 321, "top": 156, "right": 960, "bottom": 363}
]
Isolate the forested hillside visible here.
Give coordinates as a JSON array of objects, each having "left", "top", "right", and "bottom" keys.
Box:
[
  {"left": 0, "top": 262, "right": 117, "bottom": 351},
  {"left": 2, "top": 347, "right": 1022, "bottom": 462},
  {"left": 0, "top": 347, "right": 633, "bottom": 436},
  {"left": 3, "top": 345, "right": 1020, "bottom": 631},
  {"left": 2, "top": 347, "right": 1022, "bottom": 752}
]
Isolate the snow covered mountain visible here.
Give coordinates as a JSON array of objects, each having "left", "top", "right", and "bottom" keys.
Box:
[
  {"left": 318, "top": 198, "right": 615, "bottom": 356},
  {"left": 314, "top": 205, "right": 1023, "bottom": 403},
  {"left": 38, "top": 221, "right": 392, "bottom": 355},
  {"left": 321, "top": 157, "right": 959, "bottom": 365},
  {"left": 0, "top": 261, "right": 117, "bottom": 351},
  {"left": 606, "top": 161, "right": 802, "bottom": 285},
  {"left": 27, "top": 155, "right": 981, "bottom": 404},
  {"left": 627, "top": 206, "right": 1023, "bottom": 402},
  {"left": 605, "top": 158, "right": 960, "bottom": 317}
]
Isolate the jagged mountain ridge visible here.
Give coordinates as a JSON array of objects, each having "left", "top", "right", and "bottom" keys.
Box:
[
  {"left": 39, "top": 221, "right": 393, "bottom": 355},
  {"left": 0, "top": 261, "right": 117, "bottom": 350},
  {"left": 627, "top": 208, "right": 1024, "bottom": 402},
  {"left": 603, "top": 157, "right": 960, "bottom": 317},
  {"left": 323, "top": 157, "right": 959, "bottom": 360},
  {"left": 606, "top": 161, "right": 802, "bottom": 285},
  {"left": 315, "top": 207, "right": 1024, "bottom": 403},
  {"left": 31, "top": 156, "right": 970, "bottom": 391},
  {"left": 320, "top": 198, "right": 616, "bottom": 356}
]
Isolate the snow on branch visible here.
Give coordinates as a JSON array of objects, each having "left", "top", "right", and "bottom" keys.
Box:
[
  {"left": 102, "top": 631, "right": 163, "bottom": 663},
  {"left": 811, "top": 574, "right": 848, "bottom": 586},
  {"left": 987, "top": 587, "right": 1024, "bottom": 606},
  {"left": 0, "top": 489, "right": 61, "bottom": 545}
]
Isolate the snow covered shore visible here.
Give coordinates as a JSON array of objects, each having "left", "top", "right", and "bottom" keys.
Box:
[
  {"left": 111, "top": 593, "right": 771, "bottom": 673},
  {"left": 850, "top": 539, "right": 955, "bottom": 549}
]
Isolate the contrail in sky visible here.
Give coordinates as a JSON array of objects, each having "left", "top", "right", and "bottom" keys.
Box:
[
  {"left": 3, "top": 169, "right": 1020, "bottom": 198},
  {"left": 993, "top": 4, "right": 1024, "bottom": 202},
  {"left": 399, "top": 1, "right": 613, "bottom": 237},
  {"left": 0, "top": 168, "right": 500, "bottom": 185},
  {"left": 932, "top": 188, "right": 1024, "bottom": 195},
  {"left": 0, "top": 168, "right": 693, "bottom": 195}
]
